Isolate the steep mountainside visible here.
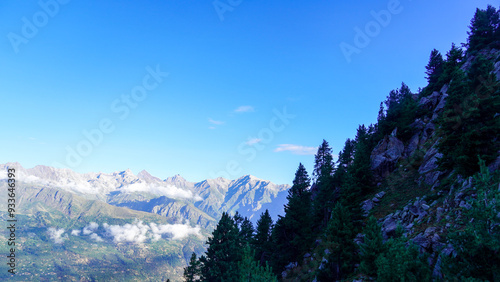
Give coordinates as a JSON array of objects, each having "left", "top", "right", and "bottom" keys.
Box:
[
  {"left": 184, "top": 6, "right": 500, "bottom": 281},
  {"left": 277, "top": 28, "right": 500, "bottom": 282}
]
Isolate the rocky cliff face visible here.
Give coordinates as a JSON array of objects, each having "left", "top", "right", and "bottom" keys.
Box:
[
  {"left": 364, "top": 49, "right": 500, "bottom": 279},
  {"left": 370, "top": 82, "right": 449, "bottom": 188}
]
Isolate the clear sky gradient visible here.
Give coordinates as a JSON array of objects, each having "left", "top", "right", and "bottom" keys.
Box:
[{"left": 0, "top": 0, "right": 495, "bottom": 184}]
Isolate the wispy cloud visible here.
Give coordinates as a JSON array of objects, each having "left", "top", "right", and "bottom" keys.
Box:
[
  {"left": 274, "top": 144, "right": 317, "bottom": 155},
  {"left": 233, "top": 105, "right": 254, "bottom": 113},
  {"left": 47, "top": 227, "right": 67, "bottom": 244},
  {"left": 245, "top": 138, "right": 262, "bottom": 145},
  {"left": 208, "top": 118, "right": 225, "bottom": 125},
  {"left": 71, "top": 229, "right": 81, "bottom": 236}
]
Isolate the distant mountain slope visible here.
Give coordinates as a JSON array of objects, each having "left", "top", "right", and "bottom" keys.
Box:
[
  {"left": 0, "top": 164, "right": 290, "bottom": 281},
  {"left": 0, "top": 181, "right": 206, "bottom": 281},
  {"left": 0, "top": 163, "right": 290, "bottom": 226}
]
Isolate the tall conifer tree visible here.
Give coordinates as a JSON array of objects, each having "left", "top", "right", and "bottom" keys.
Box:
[
  {"left": 253, "top": 209, "right": 273, "bottom": 265},
  {"left": 312, "top": 140, "right": 336, "bottom": 228},
  {"left": 200, "top": 212, "right": 242, "bottom": 281},
  {"left": 271, "top": 163, "right": 313, "bottom": 274}
]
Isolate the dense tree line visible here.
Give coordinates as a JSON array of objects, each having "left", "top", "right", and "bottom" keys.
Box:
[{"left": 184, "top": 6, "right": 500, "bottom": 281}]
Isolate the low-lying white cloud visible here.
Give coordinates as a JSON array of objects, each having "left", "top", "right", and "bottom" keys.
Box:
[
  {"left": 103, "top": 220, "right": 201, "bottom": 243},
  {"left": 150, "top": 223, "right": 201, "bottom": 240},
  {"left": 103, "top": 221, "right": 150, "bottom": 243},
  {"left": 49, "top": 221, "right": 200, "bottom": 244},
  {"left": 83, "top": 222, "right": 99, "bottom": 235},
  {"left": 47, "top": 227, "right": 67, "bottom": 244},
  {"left": 274, "top": 144, "right": 317, "bottom": 155},
  {"left": 121, "top": 183, "right": 202, "bottom": 201},
  {"left": 90, "top": 233, "right": 104, "bottom": 242}
]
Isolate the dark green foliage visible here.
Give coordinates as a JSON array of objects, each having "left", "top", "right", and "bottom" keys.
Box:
[
  {"left": 442, "top": 160, "right": 500, "bottom": 281},
  {"left": 376, "top": 232, "right": 431, "bottom": 281},
  {"left": 239, "top": 217, "right": 255, "bottom": 245},
  {"left": 425, "top": 49, "right": 444, "bottom": 90},
  {"left": 270, "top": 217, "right": 289, "bottom": 275},
  {"left": 333, "top": 138, "right": 355, "bottom": 187},
  {"left": 350, "top": 125, "right": 375, "bottom": 196},
  {"left": 183, "top": 253, "right": 201, "bottom": 282},
  {"left": 437, "top": 55, "right": 500, "bottom": 176},
  {"left": 317, "top": 202, "right": 357, "bottom": 281},
  {"left": 437, "top": 43, "right": 464, "bottom": 86},
  {"left": 358, "top": 216, "right": 385, "bottom": 278},
  {"left": 312, "top": 139, "right": 336, "bottom": 229},
  {"left": 334, "top": 138, "right": 365, "bottom": 222},
  {"left": 253, "top": 210, "right": 273, "bottom": 265},
  {"left": 313, "top": 139, "right": 335, "bottom": 183},
  {"left": 271, "top": 163, "right": 314, "bottom": 274},
  {"left": 377, "top": 83, "right": 419, "bottom": 142},
  {"left": 467, "top": 5, "right": 500, "bottom": 52},
  {"left": 339, "top": 170, "right": 363, "bottom": 225},
  {"left": 199, "top": 212, "right": 242, "bottom": 281},
  {"left": 233, "top": 211, "right": 244, "bottom": 227},
  {"left": 237, "top": 245, "right": 278, "bottom": 282}
]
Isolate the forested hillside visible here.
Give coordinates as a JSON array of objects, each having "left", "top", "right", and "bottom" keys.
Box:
[{"left": 185, "top": 5, "right": 500, "bottom": 281}]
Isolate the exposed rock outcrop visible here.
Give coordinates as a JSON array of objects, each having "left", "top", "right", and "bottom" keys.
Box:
[
  {"left": 371, "top": 132, "right": 405, "bottom": 181},
  {"left": 418, "top": 141, "right": 443, "bottom": 188}
]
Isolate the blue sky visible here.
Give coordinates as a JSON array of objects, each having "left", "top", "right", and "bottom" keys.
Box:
[{"left": 0, "top": 0, "right": 495, "bottom": 184}]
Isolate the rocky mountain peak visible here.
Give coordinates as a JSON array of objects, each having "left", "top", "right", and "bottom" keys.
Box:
[{"left": 137, "top": 170, "right": 162, "bottom": 183}]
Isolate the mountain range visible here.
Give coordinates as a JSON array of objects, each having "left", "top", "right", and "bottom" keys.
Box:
[{"left": 0, "top": 162, "right": 290, "bottom": 281}]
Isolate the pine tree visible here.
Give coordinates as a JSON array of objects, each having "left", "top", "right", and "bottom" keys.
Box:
[
  {"left": 358, "top": 216, "right": 385, "bottom": 278},
  {"left": 437, "top": 68, "right": 470, "bottom": 174},
  {"left": 253, "top": 209, "right": 273, "bottom": 265},
  {"left": 200, "top": 212, "right": 242, "bottom": 281},
  {"left": 317, "top": 202, "right": 357, "bottom": 280},
  {"left": 442, "top": 160, "right": 500, "bottom": 280},
  {"left": 270, "top": 217, "right": 289, "bottom": 275},
  {"left": 312, "top": 139, "right": 336, "bottom": 229},
  {"left": 425, "top": 49, "right": 444, "bottom": 87},
  {"left": 378, "top": 83, "right": 418, "bottom": 141},
  {"left": 467, "top": 6, "right": 500, "bottom": 52},
  {"left": 233, "top": 211, "right": 244, "bottom": 227},
  {"left": 333, "top": 138, "right": 355, "bottom": 187},
  {"left": 339, "top": 169, "right": 363, "bottom": 225},
  {"left": 396, "top": 83, "right": 419, "bottom": 141},
  {"left": 238, "top": 245, "right": 278, "bottom": 282},
  {"left": 184, "top": 252, "right": 201, "bottom": 282},
  {"left": 376, "top": 229, "right": 431, "bottom": 281},
  {"left": 438, "top": 43, "right": 464, "bottom": 86},
  {"left": 239, "top": 217, "right": 255, "bottom": 246},
  {"left": 350, "top": 125, "right": 374, "bottom": 196},
  {"left": 271, "top": 163, "right": 313, "bottom": 274},
  {"left": 437, "top": 55, "right": 500, "bottom": 176},
  {"left": 313, "top": 139, "right": 335, "bottom": 182}
]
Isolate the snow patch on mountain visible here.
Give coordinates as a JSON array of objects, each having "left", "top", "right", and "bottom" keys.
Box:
[{"left": 0, "top": 163, "right": 202, "bottom": 200}]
